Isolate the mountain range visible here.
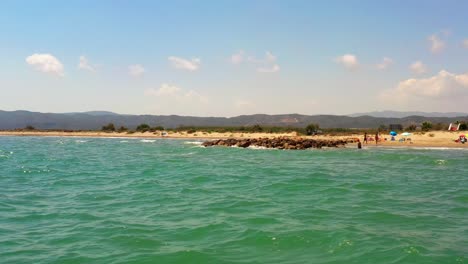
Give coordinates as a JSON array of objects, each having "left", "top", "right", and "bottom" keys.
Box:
[
  {"left": 348, "top": 111, "right": 468, "bottom": 118},
  {"left": 1, "top": 110, "right": 467, "bottom": 130}
]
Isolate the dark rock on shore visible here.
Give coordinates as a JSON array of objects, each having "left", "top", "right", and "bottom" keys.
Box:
[{"left": 202, "top": 137, "right": 357, "bottom": 150}]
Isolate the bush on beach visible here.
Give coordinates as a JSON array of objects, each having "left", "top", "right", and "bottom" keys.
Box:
[{"left": 101, "top": 123, "right": 115, "bottom": 132}]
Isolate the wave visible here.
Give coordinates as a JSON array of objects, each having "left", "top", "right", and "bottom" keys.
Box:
[
  {"left": 247, "top": 146, "right": 266, "bottom": 150},
  {"left": 140, "top": 139, "right": 156, "bottom": 143},
  {"left": 184, "top": 141, "right": 203, "bottom": 145}
]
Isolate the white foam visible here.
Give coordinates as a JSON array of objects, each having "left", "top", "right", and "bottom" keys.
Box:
[
  {"left": 435, "top": 160, "right": 447, "bottom": 165},
  {"left": 412, "top": 147, "right": 468, "bottom": 150},
  {"left": 184, "top": 141, "right": 203, "bottom": 145},
  {"left": 140, "top": 139, "right": 156, "bottom": 143},
  {"left": 75, "top": 140, "right": 87, "bottom": 143},
  {"left": 247, "top": 146, "right": 270, "bottom": 150}
]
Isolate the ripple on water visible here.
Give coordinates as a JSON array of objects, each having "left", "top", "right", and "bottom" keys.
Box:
[{"left": 0, "top": 137, "right": 467, "bottom": 263}]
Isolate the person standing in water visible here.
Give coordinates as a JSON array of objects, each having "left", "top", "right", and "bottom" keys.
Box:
[
  {"left": 375, "top": 132, "right": 379, "bottom": 145},
  {"left": 364, "top": 132, "right": 368, "bottom": 144}
]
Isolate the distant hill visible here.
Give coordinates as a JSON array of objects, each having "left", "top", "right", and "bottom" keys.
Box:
[
  {"left": 349, "top": 111, "right": 468, "bottom": 118},
  {"left": 64, "top": 111, "right": 120, "bottom": 116},
  {"left": 0, "top": 110, "right": 467, "bottom": 130}
]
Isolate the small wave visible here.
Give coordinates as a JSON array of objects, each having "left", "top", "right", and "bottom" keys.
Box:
[
  {"left": 435, "top": 160, "right": 447, "bottom": 165},
  {"left": 184, "top": 141, "right": 203, "bottom": 145},
  {"left": 140, "top": 139, "right": 156, "bottom": 143},
  {"left": 411, "top": 147, "right": 468, "bottom": 150},
  {"left": 247, "top": 146, "right": 270, "bottom": 150},
  {"left": 75, "top": 140, "right": 87, "bottom": 143},
  {"left": 119, "top": 140, "right": 129, "bottom": 143}
]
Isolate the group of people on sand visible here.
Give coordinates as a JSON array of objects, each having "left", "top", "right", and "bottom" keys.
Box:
[
  {"left": 363, "top": 132, "right": 380, "bottom": 145},
  {"left": 357, "top": 132, "right": 381, "bottom": 149}
]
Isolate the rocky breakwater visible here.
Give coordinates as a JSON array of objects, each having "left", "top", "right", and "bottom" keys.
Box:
[{"left": 202, "top": 137, "right": 356, "bottom": 150}]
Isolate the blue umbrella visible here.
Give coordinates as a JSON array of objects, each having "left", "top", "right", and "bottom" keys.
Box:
[{"left": 390, "top": 131, "right": 397, "bottom": 136}]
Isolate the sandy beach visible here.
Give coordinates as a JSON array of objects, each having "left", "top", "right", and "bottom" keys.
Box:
[{"left": 1, "top": 130, "right": 467, "bottom": 148}]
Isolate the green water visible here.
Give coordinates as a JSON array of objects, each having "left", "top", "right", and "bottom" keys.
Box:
[{"left": 0, "top": 136, "right": 467, "bottom": 264}]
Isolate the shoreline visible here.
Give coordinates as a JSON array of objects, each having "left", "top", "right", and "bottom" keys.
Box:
[{"left": 1, "top": 130, "right": 467, "bottom": 149}]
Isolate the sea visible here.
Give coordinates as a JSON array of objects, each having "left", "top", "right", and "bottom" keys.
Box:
[{"left": 0, "top": 136, "right": 467, "bottom": 264}]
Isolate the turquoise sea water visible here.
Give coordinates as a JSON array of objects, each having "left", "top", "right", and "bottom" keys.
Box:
[{"left": 0, "top": 136, "right": 467, "bottom": 264}]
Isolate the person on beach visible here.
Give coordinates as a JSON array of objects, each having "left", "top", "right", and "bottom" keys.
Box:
[
  {"left": 364, "top": 133, "right": 368, "bottom": 144},
  {"left": 357, "top": 139, "right": 362, "bottom": 149},
  {"left": 375, "top": 132, "right": 379, "bottom": 145}
]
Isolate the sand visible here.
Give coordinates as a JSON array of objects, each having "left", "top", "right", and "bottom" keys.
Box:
[{"left": 0, "top": 130, "right": 467, "bottom": 148}]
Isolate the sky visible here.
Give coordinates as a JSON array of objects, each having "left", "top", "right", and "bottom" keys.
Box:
[{"left": 1, "top": 0, "right": 468, "bottom": 116}]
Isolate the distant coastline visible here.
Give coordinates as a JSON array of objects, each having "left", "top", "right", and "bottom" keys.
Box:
[{"left": 1, "top": 130, "right": 467, "bottom": 149}]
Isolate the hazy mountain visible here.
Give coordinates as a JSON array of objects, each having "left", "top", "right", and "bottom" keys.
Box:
[
  {"left": 63, "top": 111, "right": 120, "bottom": 116},
  {"left": 0, "top": 110, "right": 467, "bottom": 130},
  {"left": 349, "top": 111, "right": 468, "bottom": 118}
]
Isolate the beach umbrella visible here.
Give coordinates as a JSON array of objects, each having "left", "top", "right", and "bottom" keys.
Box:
[
  {"left": 390, "top": 131, "right": 397, "bottom": 136},
  {"left": 401, "top": 132, "right": 412, "bottom": 136}
]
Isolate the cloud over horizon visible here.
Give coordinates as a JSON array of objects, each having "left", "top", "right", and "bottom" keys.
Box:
[
  {"left": 145, "top": 83, "right": 208, "bottom": 103},
  {"left": 230, "top": 50, "right": 280, "bottom": 73},
  {"left": 380, "top": 70, "right": 468, "bottom": 110},
  {"left": 78, "top": 56, "right": 96, "bottom": 72},
  {"left": 377, "top": 57, "right": 393, "bottom": 70},
  {"left": 26, "top": 53, "right": 64, "bottom": 76},
  {"left": 168, "top": 56, "right": 201, "bottom": 71},
  {"left": 428, "top": 34, "right": 445, "bottom": 53},
  {"left": 128, "top": 64, "right": 145, "bottom": 77},
  {"left": 409, "top": 61, "right": 427, "bottom": 74},
  {"left": 256, "top": 51, "right": 280, "bottom": 73},
  {"left": 335, "top": 54, "right": 359, "bottom": 69},
  {"left": 230, "top": 50, "right": 245, "bottom": 65}
]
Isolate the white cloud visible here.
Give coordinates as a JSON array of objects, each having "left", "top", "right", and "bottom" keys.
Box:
[
  {"left": 232, "top": 50, "right": 281, "bottom": 73},
  {"left": 230, "top": 50, "right": 245, "bottom": 64},
  {"left": 145, "top": 83, "right": 208, "bottom": 103},
  {"left": 428, "top": 34, "right": 445, "bottom": 53},
  {"left": 168, "top": 56, "right": 201, "bottom": 71},
  {"left": 380, "top": 70, "right": 468, "bottom": 109},
  {"left": 335, "top": 54, "right": 358, "bottom": 69},
  {"left": 409, "top": 61, "right": 427, "bottom": 74},
  {"left": 26, "top": 53, "right": 64, "bottom": 76},
  {"left": 78, "top": 56, "right": 95, "bottom": 72},
  {"left": 145, "top": 83, "right": 181, "bottom": 96},
  {"left": 395, "top": 70, "right": 468, "bottom": 97},
  {"left": 463, "top": 39, "right": 468, "bottom": 49},
  {"left": 251, "top": 51, "right": 280, "bottom": 73},
  {"left": 257, "top": 64, "right": 280, "bottom": 73},
  {"left": 128, "top": 64, "right": 145, "bottom": 77},
  {"left": 265, "top": 51, "right": 276, "bottom": 63},
  {"left": 376, "top": 57, "right": 393, "bottom": 70}
]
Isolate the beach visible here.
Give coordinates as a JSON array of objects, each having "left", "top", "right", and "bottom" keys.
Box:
[{"left": 1, "top": 130, "right": 467, "bottom": 148}]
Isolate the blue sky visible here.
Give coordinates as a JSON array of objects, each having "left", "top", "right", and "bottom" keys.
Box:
[{"left": 1, "top": 0, "right": 467, "bottom": 116}]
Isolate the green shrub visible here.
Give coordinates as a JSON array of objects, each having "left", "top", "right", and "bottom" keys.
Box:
[
  {"left": 136, "top": 124, "right": 151, "bottom": 132},
  {"left": 305, "top": 123, "right": 320, "bottom": 135},
  {"left": 421, "top": 121, "right": 433, "bottom": 131},
  {"left": 117, "top": 126, "right": 128, "bottom": 132},
  {"left": 101, "top": 123, "right": 115, "bottom": 132},
  {"left": 406, "top": 124, "right": 417, "bottom": 131}
]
